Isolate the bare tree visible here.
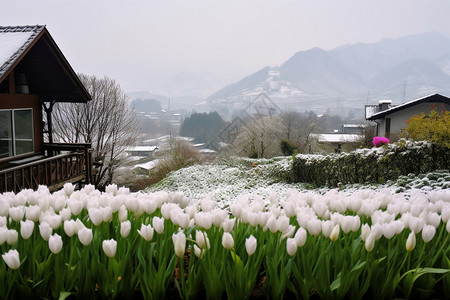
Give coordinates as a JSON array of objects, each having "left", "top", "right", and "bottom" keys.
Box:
[
  {"left": 280, "top": 110, "right": 319, "bottom": 153},
  {"left": 232, "top": 115, "right": 286, "bottom": 158},
  {"left": 52, "top": 74, "right": 139, "bottom": 189}
]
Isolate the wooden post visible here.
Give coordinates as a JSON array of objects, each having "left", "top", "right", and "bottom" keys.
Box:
[{"left": 42, "top": 100, "right": 56, "bottom": 156}]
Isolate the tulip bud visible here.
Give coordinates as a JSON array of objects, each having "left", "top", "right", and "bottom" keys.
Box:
[
  {"left": 20, "top": 220, "right": 34, "bottom": 240},
  {"left": 2, "top": 249, "right": 20, "bottom": 270},
  {"left": 330, "top": 224, "right": 340, "bottom": 242},
  {"left": 406, "top": 231, "right": 416, "bottom": 252},
  {"left": 360, "top": 224, "right": 370, "bottom": 242},
  {"left": 307, "top": 219, "right": 321, "bottom": 236},
  {"left": 102, "top": 239, "right": 117, "bottom": 258},
  {"left": 6, "top": 229, "right": 18, "bottom": 245},
  {"left": 0, "top": 227, "right": 7, "bottom": 245},
  {"left": 421, "top": 225, "right": 435, "bottom": 243},
  {"left": 59, "top": 208, "right": 72, "bottom": 222},
  {"left": 120, "top": 220, "right": 131, "bottom": 238},
  {"left": 286, "top": 238, "right": 298, "bottom": 256},
  {"left": 365, "top": 233, "right": 375, "bottom": 252},
  {"left": 138, "top": 224, "right": 154, "bottom": 242},
  {"left": 0, "top": 216, "right": 6, "bottom": 227},
  {"left": 78, "top": 228, "right": 93, "bottom": 246},
  {"left": 46, "top": 214, "right": 62, "bottom": 230},
  {"left": 222, "top": 232, "right": 234, "bottom": 250},
  {"left": 245, "top": 235, "right": 257, "bottom": 256},
  {"left": 49, "top": 233, "right": 63, "bottom": 254},
  {"left": 105, "top": 184, "right": 118, "bottom": 195},
  {"left": 194, "top": 244, "right": 205, "bottom": 258},
  {"left": 152, "top": 217, "right": 165, "bottom": 234}
]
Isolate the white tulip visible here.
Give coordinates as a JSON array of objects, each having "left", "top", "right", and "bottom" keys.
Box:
[
  {"left": 406, "top": 231, "right": 416, "bottom": 252},
  {"left": 88, "top": 207, "right": 103, "bottom": 226},
  {"left": 421, "top": 225, "right": 436, "bottom": 243},
  {"left": 6, "top": 229, "right": 18, "bottom": 245},
  {"left": 9, "top": 206, "right": 25, "bottom": 222},
  {"left": 382, "top": 223, "right": 396, "bottom": 240},
  {"left": 49, "top": 233, "right": 63, "bottom": 254},
  {"left": 307, "top": 219, "right": 321, "bottom": 236},
  {"left": 2, "top": 249, "right": 20, "bottom": 270},
  {"left": 294, "top": 228, "right": 307, "bottom": 247},
  {"left": 286, "top": 238, "right": 298, "bottom": 256},
  {"left": 101, "top": 206, "right": 113, "bottom": 223},
  {"left": 195, "top": 231, "right": 210, "bottom": 250},
  {"left": 0, "top": 227, "right": 6, "bottom": 244},
  {"left": 221, "top": 218, "right": 235, "bottom": 232},
  {"left": 105, "top": 184, "right": 118, "bottom": 195},
  {"left": 20, "top": 220, "right": 34, "bottom": 240},
  {"left": 59, "top": 208, "right": 72, "bottom": 222},
  {"left": 120, "top": 220, "right": 131, "bottom": 238},
  {"left": 78, "top": 228, "right": 93, "bottom": 246},
  {"left": 152, "top": 217, "right": 165, "bottom": 234},
  {"left": 39, "top": 222, "right": 52, "bottom": 241},
  {"left": 267, "top": 216, "right": 278, "bottom": 233},
  {"left": 361, "top": 224, "right": 370, "bottom": 242},
  {"left": 281, "top": 225, "right": 296, "bottom": 240},
  {"left": 102, "top": 239, "right": 117, "bottom": 258},
  {"left": 118, "top": 205, "right": 128, "bottom": 222},
  {"left": 365, "top": 233, "right": 375, "bottom": 252},
  {"left": 68, "top": 200, "right": 83, "bottom": 216},
  {"left": 330, "top": 224, "right": 340, "bottom": 242},
  {"left": 172, "top": 231, "right": 186, "bottom": 258},
  {"left": 277, "top": 216, "right": 290, "bottom": 233},
  {"left": 63, "top": 183, "right": 75, "bottom": 196},
  {"left": 0, "top": 216, "right": 6, "bottom": 227},
  {"left": 193, "top": 244, "right": 204, "bottom": 258},
  {"left": 222, "top": 232, "right": 234, "bottom": 250},
  {"left": 321, "top": 221, "right": 334, "bottom": 238},
  {"left": 64, "top": 220, "right": 78, "bottom": 237},
  {"left": 245, "top": 235, "right": 257, "bottom": 256},
  {"left": 0, "top": 199, "right": 9, "bottom": 216},
  {"left": 138, "top": 224, "right": 154, "bottom": 242}
]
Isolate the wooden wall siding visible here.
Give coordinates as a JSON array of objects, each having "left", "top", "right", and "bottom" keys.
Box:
[{"left": 0, "top": 144, "right": 92, "bottom": 193}]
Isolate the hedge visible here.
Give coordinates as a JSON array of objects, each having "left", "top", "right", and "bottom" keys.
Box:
[{"left": 291, "top": 139, "right": 450, "bottom": 187}]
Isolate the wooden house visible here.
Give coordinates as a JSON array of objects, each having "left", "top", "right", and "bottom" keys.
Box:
[{"left": 0, "top": 25, "right": 93, "bottom": 193}]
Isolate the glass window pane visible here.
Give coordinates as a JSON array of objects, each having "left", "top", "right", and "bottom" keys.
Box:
[
  {"left": 15, "top": 140, "right": 33, "bottom": 155},
  {"left": 14, "top": 109, "right": 33, "bottom": 139},
  {"left": 0, "top": 111, "right": 12, "bottom": 158}
]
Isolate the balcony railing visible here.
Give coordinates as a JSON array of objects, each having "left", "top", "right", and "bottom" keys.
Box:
[{"left": 0, "top": 143, "right": 93, "bottom": 194}]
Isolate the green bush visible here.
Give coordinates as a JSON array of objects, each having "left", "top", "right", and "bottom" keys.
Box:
[{"left": 291, "top": 139, "right": 450, "bottom": 187}]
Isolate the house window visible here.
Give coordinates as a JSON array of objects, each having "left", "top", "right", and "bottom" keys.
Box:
[
  {"left": 0, "top": 109, "right": 34, "bottom": 158},
  {"left": 385, "top": 118, "right": 391, "bottom": 138}
]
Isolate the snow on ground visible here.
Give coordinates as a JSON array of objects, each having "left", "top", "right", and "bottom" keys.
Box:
[{"left": 147, "top": 157, "right": 450, "bottom": 208}]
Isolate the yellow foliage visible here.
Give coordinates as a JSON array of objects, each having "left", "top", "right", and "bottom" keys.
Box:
[{"left": 405, "top": 109, "right": 450, "bottom": 147}]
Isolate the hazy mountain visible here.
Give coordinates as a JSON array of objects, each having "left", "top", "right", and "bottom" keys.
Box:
[{"left": 205, "top": 32, "right": 450, "bottom": 116}]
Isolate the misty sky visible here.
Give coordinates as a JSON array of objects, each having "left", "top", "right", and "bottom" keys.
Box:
[{"left": 2, "top": 0, "right": 450, "bottom": 97}]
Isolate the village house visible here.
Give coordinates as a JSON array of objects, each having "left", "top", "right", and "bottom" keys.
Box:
[
  {"left": 365, "top": 93, "right": 450, "bottom": 138},
  {"left": 0, "top": 25, "right": 92, "bottom": 193}
]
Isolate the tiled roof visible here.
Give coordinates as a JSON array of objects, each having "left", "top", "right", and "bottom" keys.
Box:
[{"left": 0, "top": 25, "right": 45, "bottom": 79}]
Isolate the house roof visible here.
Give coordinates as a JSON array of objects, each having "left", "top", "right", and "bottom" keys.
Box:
[
  {"left": 0, "top": 25, "right": 90, "bottom": 103},
  {"left": 311, "top": 133, "right": 361, "bottom": 143},
  {"left": 367, "top": 93, "right": 450, "bottom": 120}
]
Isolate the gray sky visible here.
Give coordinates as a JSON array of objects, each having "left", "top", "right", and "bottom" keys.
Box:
[{"left": 2, "top": 0, "right": 450, "bottom": 96}]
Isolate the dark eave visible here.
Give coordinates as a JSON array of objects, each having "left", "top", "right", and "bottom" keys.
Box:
[{"left": 0, "top": 25, "right": 91, "bottom": 103}]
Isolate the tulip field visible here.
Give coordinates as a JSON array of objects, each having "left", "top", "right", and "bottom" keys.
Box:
[{"left": 1, "top": 174, "right": 450, "bottom": 299}]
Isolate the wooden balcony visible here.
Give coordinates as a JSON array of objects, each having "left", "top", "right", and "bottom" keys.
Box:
[{"left": 0, "top": 143, "right": 93, "bottom": 194}]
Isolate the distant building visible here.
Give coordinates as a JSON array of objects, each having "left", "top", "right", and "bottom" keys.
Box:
[
  {"left": 125, "top": 146, "right": 158, "bottom": 157},
  {"left": 311, "top": 133, "right": 360, "bottom": 153},
  {"left": 365, "top": 93, "right": 450, "bottom": 138}
]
